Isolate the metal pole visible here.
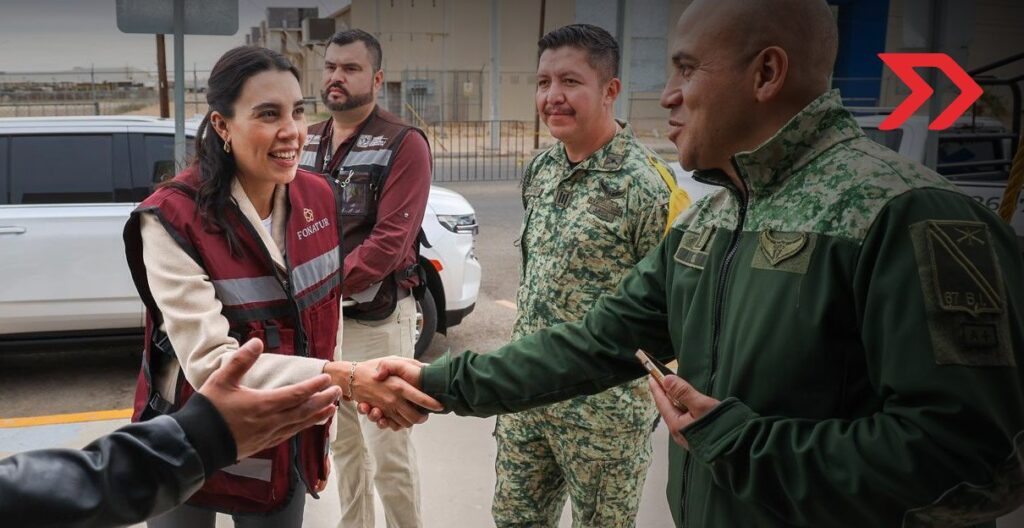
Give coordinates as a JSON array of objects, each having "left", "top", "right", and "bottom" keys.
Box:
[
  {"left": 615, "top": 0, "right": 633, "bottom": 121},
  {"left": 440, "top": 0, "right": 446, "bottom": 124},
  {"left": 156, "top": 34, "right": 169, "bottom": 118},
  {"left": 91, "top": 64, "right": 97, "bottom": 115},
  {"left": 490, "top": 0, "right": 501, "bottom": 150},
  {"left": 193, "top": 63, "right": 198, "bottom": 116},
  {"left": 533, "top": 0, "right": 545, "bottom": 150},
  {"left": 173, "top": 0, "right": 186, "bottom": 170}
]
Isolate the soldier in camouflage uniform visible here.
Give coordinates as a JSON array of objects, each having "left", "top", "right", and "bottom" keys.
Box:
[
  {"left": 389, "top": 1, "right": 1024, "bottom": 527},
  {"left": 492, "top": 25, "right": 678, "bottom": 528}
]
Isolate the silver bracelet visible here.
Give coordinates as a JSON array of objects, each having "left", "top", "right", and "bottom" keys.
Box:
[{"left": 345, "top": 361, "right": 358, "bottom": 401}]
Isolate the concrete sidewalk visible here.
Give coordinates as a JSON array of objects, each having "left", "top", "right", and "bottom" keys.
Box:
[
  {"left": 4, "top": 412, "right": 1022, "bottom": 527},
  {"left": 0, "top": 413, "right": 675, "bottom": 528}
]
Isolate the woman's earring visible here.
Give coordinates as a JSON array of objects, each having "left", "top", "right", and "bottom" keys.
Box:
[{"left": 223, "top": 139, "right": 232, "bottom": 154}]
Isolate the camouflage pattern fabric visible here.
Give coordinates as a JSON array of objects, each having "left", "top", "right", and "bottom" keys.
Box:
[
  {"left": 494, "top": 122, "right": 671, "bottom": 527},
  {"left": 492, "top": 410, "right": 653, "bottom": 528},
  {"left": 513, "top": 122, "right": 670, "bottom": 430}
]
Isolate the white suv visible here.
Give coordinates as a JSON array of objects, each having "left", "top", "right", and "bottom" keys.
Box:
[{"left": 0, "top": 116, "right": 480, "bottom": 357}]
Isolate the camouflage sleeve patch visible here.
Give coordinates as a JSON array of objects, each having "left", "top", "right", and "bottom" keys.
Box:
[{"left": 909, "top": 220, "right": 1015, "bottom": 367}]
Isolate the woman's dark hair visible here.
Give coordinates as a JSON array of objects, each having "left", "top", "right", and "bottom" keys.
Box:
[{"left": 167, "top": 46, "right": 300, "bottom": 254}]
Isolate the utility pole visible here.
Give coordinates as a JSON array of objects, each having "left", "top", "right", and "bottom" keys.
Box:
[
  {"left": 615, "top": 0, "right": 632, "bottom": 121},
  {"left": 490, "top": 0, "right": 501, "bottom": 150},
  {"left": 173, "top": 0, "right": 186, "bottom": 169},
  {"left": 533, "top": 0, "right": 546, "bottom": 150},
  {"left": 156, "top": 34, "right": 169, "bottom": 118}
]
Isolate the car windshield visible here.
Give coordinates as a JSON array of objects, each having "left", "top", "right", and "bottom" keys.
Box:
[{"left": 937, "top": 137, "right": 1009, "bottom": 179}]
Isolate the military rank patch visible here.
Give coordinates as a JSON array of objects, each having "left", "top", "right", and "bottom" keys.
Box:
[
  {"left": 674, "top": 225, "right": 715, "bottom": 270},
  {"left": 554, "top": 188, "right": 573, "bottom": 208},
  {"left": 751, "top": 230, "right": 816, "bottom": 274},
  {"left": 909, "top": 220, "right": 1014, "bottom": 366},
  {"left": 587, "top": 196, "right": 623, "bottom": 222}
]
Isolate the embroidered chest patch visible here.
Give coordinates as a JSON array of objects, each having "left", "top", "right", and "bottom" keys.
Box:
[
  {"left": 751, "top": 230, "right": 817, "bottom": 274},
  {"left": 587, "top": 196, "right": 623, "bottom": 222},
  {"left": 356, "top": 134, "right": 388, "bottom": 148}
]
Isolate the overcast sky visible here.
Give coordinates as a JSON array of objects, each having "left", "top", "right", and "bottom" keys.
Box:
[{"left": 0, "top": 0, "right": 348, "bottom": 72}]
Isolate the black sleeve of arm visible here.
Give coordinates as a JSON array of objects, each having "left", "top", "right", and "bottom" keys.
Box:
[
  {"left": 171, "top": 392, "right": 237, "bottom": 477},
  {"left": 0, "top": 394, "right": 234, "bottom": 528}
]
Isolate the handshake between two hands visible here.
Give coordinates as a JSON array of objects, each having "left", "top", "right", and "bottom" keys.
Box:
[
  {"left": 200, "top": 337, "right": 723, "bottom": 463},
  {"left": 196, "top": 338, "right": 443, "bottom": 463},
  {"left": 324, "top": 356, "right": 443, "bottom": 431}
]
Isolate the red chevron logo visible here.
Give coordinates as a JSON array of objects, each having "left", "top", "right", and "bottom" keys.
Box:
[{"left": 878, "top": 53, "right": 983, "bottom": 131}]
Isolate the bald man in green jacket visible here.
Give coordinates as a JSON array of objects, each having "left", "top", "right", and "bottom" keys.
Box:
[{"left": 367, "top": 1, "right": 1024, "bottom": 526}]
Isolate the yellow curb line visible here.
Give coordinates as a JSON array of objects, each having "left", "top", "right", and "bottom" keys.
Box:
[
  {"left": 494, "top": 299, "right": 517, "bottom": 311},
  {"left": 0, "top": 409, "right": 133, "bottom": 429}
]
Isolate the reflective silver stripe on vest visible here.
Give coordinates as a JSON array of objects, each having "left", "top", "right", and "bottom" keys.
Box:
[
  {"left": 298, "top": 150, "right": 318, "bottom": 168},
  {"left": 220, "top": 457, "right": 273, "bottom": 481},
  {"left": 211, "top": 276, "right": 286, "bottom": 306},
  {"left": 297, "top": 272, "right": 341, "bottom": 311},
  {"left": 291, "top": 247, "right": 340, "bottom": 295},
  {"left": 342, "top": 149, "right": 392, "bottom": 168}
]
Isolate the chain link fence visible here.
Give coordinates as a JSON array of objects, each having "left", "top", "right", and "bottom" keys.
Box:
[
  {"left": 2, "top": 67, "right": 534, "bottom": 181},
  {"left": 0, "top": 69, "right": 213, "bottom": 118}
]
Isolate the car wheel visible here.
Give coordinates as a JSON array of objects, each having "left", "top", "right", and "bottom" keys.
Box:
[{"left": 414, "top": 288, "right": 438, "bottom": 360}]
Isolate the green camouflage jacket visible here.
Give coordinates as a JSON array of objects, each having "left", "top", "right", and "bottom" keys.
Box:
[
  {"left": 513, "top": 122, "right": 670, "bottom": 430},
  {"left": 423, "top": 90, "right": 1024, "bottom": 527}
]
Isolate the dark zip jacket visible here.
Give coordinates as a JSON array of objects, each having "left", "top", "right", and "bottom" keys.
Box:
[{"left": 422, "top": 90, "right": 1024, "bottom": 527}]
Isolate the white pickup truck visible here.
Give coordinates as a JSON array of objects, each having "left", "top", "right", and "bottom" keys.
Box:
[{"left": 856, "top": 113, "right": 1022, "bottom": 246}]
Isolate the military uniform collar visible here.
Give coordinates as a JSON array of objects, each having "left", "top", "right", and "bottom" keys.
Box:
[
  {"left": 552, "top": 120, "right": 633, "bottom": 177},
  {"left": 694, "top": 90, "right": 864, "bottom": 196}
]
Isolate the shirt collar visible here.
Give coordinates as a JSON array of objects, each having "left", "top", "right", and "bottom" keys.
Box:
[
  {"left": 694, "top": 90, "right": 864, "bottom": 196},
  {"left": 552, "top": 120, "right": 634, "bottom": 176}
]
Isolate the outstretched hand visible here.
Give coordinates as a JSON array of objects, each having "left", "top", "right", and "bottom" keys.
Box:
[
  {"left": 356, "top": 358, "right": 438, "bottom": 430},
  {"left": 349, "top": 357, "right": 442, "bottom": 431},
  {"left": 647, "top": 374, "right": 720, "bottom": 449},
  {"left": 199, "top": 338, "right": 342, "bottom": 459}
]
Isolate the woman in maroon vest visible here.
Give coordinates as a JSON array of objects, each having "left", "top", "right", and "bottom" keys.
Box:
[{"left": 123, "top": 46, "right": 440, "bottom": 528}]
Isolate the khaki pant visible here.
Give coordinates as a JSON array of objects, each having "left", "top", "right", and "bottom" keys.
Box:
[{"left": 332, "top": 295, "right": 422, "bottom": 528}]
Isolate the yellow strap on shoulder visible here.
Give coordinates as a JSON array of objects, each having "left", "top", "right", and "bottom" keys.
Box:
[
  {"left": 648, "top": 154, "right": 692, "bottom": 234},
  {"left": 997, "top": 133, "right": 1024, "bottom": 223}
]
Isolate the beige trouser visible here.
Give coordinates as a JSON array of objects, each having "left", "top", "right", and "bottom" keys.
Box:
[{"left": 332, "top": 294, "right": 422, "bottom": 528}]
